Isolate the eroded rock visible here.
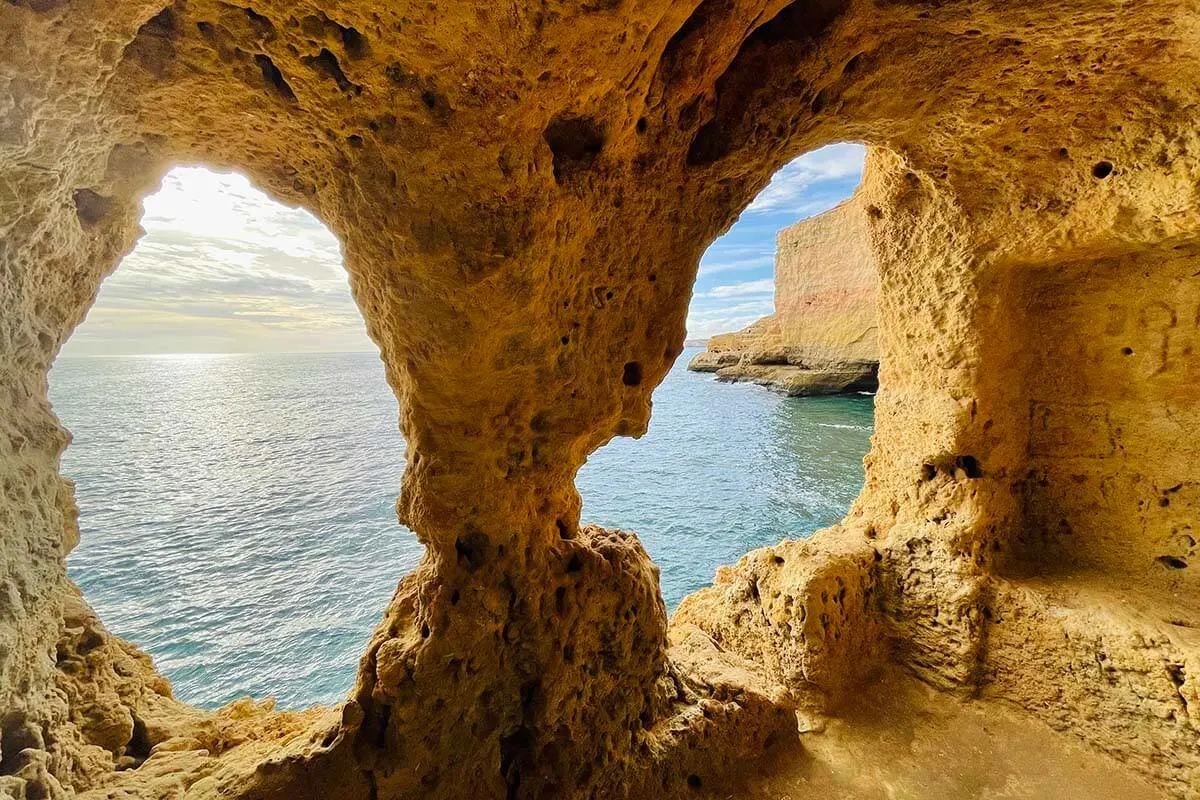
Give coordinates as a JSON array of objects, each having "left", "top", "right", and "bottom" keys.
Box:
[{"left": 2, "top": 0, "right": 1199, "bottom": 798}]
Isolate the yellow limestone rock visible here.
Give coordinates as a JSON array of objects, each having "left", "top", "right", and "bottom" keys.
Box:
[
  {"left": 1, "top": 0, "right": 1199, "bottom": 798},
  {"left": 690, "top": 193, "right": 879, "bottom": 395}
]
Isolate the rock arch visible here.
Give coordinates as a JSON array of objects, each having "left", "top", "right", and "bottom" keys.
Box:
[{"left": 1, "top": 0, "right": 1198, "bottom": 798}]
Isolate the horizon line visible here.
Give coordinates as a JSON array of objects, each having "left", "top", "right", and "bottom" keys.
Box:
[
  {"left": 55, "top": 349, "right": 382, "bottom": 359},
  {"left": 57, "top": 339, "right": 713, "bottom": 359}
]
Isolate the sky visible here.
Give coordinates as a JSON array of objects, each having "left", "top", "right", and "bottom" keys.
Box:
[{"left": 61, "top": 143, "right": 864, "bottom": 356}]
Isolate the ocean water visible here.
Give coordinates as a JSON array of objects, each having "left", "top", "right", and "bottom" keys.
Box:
[{"left": 50, "top": 349, "right": 873, "bottom": 710}]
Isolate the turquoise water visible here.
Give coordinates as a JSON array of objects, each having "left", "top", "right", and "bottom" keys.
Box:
[{"left": 50, "top": 349, "right": 873, "bottom": 709}]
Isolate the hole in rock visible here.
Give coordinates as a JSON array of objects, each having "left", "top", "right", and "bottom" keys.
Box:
[
  {"left": 123, "top": 714, "right": 152, "bottom": 763},
  {"left": 955, "top": 455, "right": 983, "bottom": 479},
  {"left": 456, "top": 530, "right": 490, "bottom": 571},
  {"left": 543, "top": 113, "right": 606, "bottom": 184},
  {"left": 0, "top": 713, "right": 43, "bottom": 775},
  {"left": 254, "top": 53, "right": 297, "bottom": 101},
  {"left": 339, "top": 25, "right": 368, "bottom": 58},
  {"left": 123, "top": 6, "right": 180, "bottom": 76},
  {"left": 1167, "top": 663, "right": 1186, "bottom": 689},
  {"left": 577, "top": 143, "right": 876, "bottom": 609},
  {"left": 500, "top": 725, "right": 534, "bottom": 800},
  {"left": 242, "top": 7, "right": 274, "bottom": 36},
  {"left": 622, "top": 361, "right": 643, "bottom": 386},
  {"left": 302, "top": 48, "right": 360, "bottom": 93},
  {"left": 52, "top": 166, "right": 416, "bottom": 709},
  {"left": 73, "top": 188, "right": 115, "bottom": 226},
  {"left": 1092, "top": 160, "right": 1114, "bottom": 179}
]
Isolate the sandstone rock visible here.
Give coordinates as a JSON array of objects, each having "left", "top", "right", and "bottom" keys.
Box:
[
  {"left": 714, "top": 363, "right": 877, "bottom": 396},
  {"left": 674, "top": 525, "right": 886, "bottom": 714},
  {"left": 2, "top": 0, "right": 1200, "bottom": 798},
  {"left": 774, "top": 196, "right": 878, "bottom": 367},
  {"left": 689, "top": 194, "right": 879, "bottom": 395}
]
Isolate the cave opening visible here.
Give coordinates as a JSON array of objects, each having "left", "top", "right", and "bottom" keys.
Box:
[
  {"left": 576, "top": 143, "right": 877, "bottom": 609},
  {"left": 2, "top": 0, "right": 1197, "bottom": 794},
  {"left": 49, "top": 166, "right": 416, "bottom": 710}
]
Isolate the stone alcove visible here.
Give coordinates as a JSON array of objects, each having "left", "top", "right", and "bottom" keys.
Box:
[{"left": 2, "top": 0, "right": 1199, "bottom": 798}]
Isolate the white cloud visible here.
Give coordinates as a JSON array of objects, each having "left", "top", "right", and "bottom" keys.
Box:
[
  {"left": 745, "top": 142, "right": 865, "bottom": 216},
  {"left": 63, "top": 167, "right": 373, "bottom": 357},
  {"left": 702, "top": 278, "right": 775, "bottom": 298},
  {"left": 687, "top": 299, "right": 775, "bottom": 321},
  {"left": 696, "top": 252, "right": 774, "bottom": 277},
  {"left": 686, "top": 313, "right": 766, "bottom": 339}
]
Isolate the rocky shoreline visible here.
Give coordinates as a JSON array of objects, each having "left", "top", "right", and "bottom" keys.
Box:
[{"left": 689, "top": 344, "right": 878, "bottom": 396}]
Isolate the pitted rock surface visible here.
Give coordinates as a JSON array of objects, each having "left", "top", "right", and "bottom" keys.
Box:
[{"left": 2, "top": 0, "right": 1199, "bottom": 797}]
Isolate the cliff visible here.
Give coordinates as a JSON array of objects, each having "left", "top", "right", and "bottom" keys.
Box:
[
  {"left": 690, "top": 194, "right": 879, "bottom": 395},
  {"left": 2, "top": 1, "right": 1199, "bottom": 799}
]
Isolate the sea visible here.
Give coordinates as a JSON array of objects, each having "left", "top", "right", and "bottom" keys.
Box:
[{"left": 49, "top": 348, "right": 873, "bottom": 709}]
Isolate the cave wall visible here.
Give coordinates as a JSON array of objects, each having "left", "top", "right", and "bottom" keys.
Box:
[
  {"left": 976, "top": 239, "right": 1200, "bottom": 791},
  {"left": 2, "top": 0, "right": 1200, "bottom": 798},
  {"left": 683, "top": 135, "right": 1200, "bottom": 798},
  {"left": 1011, "top": 241, "right": 1200, "bottom": 585}
]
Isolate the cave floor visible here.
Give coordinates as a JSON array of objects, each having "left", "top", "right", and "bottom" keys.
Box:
[{"left": 730, "top": 669, "right": 1165, "bottom": 800}]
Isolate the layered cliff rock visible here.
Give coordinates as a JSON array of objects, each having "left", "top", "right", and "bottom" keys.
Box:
[
  {"left": 689, "top": 194, "right": 879, "bottom": 395},
  {"left": 2, "top": 0, "right": 1199, "bottom": 798}
]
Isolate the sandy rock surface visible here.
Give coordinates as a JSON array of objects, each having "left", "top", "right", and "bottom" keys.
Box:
[{"left": 2, "top": 0, "right": 1199, "bottom": 797}]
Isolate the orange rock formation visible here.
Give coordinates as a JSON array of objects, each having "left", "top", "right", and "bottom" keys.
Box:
[
  {"left": 690, "top": 194, "right": 879, "bottom": 395},
  {"left": 1, "top": 0, "right": 1197, "bottom": 798}
]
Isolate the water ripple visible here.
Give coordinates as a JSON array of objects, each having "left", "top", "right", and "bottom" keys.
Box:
[{"left": 51, "top": 349, "right": 872, "bottom": 709}]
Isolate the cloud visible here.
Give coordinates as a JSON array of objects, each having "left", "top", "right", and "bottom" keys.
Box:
[
  {"left": 702, "top": 278, "right": 774, "bottom": 299},
  {"left": 696, "top": 251, "right": 775, "bottom": 277},
  {"left": 744, "top": 143, "right": 865, "bottom": 217},
  {"left": 687, "top": 299, "right": 775, "bottom": 321},
  {"left": 685, "top": 297, "right": 776, "bottom": 339},
  {"left": 685, "top": 314, "right": 767, "bottom": 340},
  {"left": 63, "top": 167, "right": 372, "bottom": 357}
]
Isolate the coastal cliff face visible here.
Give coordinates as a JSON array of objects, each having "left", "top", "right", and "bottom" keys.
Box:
[
  {"left": 689, "top": 194, "right": 879, "bottom": 395},
  {"left": 2, "top": 1, "right": 1199, "bottom": 799}
]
